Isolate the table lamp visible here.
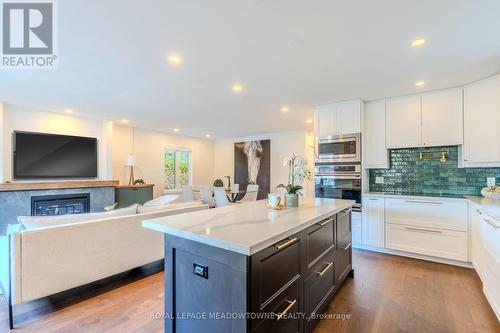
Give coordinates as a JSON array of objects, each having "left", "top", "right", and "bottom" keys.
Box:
[{"left": 124, "top": 154, "right": 137, "bottom": 186}]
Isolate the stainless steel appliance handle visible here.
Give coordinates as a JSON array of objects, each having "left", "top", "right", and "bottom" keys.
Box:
[{"left": 315, "top": 174, "right": 361, "bottom": 179}]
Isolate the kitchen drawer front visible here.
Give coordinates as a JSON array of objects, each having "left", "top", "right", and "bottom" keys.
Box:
[
  {"left": 352, "top": 211, "right": 362, "bottom": 245},
  {"left": 251, "top": 236, "right": 301, "bottom": 314},
  {"left": 482, "top": 214, "right": 500, "bottom": 264},
  {"left": 305, "top": 216, "right": 335, "bottom": 271},
  {"left": 481, "top": 213, "right": 500, "bottom": 319},
  {"left": 336, "top": 208, "right": 352, "bottom": 242},
  {"left": 386, "top": 223, "right": 468, "bottom": 261},
  {"left": 304, "top": 250, "right": 335, "bottom": 317},
  {"left": 385, "top": 198, "right": 468, "bottom": 232},
  {"left": 252, "top": 279, "right": 302, "bottom": 333}
]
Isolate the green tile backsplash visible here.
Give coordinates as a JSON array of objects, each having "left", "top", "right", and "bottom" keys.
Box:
[{"left": 368, "top": 146, "right": 500, "bottom": 196}]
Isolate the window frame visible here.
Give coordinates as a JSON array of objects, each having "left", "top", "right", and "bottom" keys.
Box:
[{"left": 163, "top": 147, "right": 193, "bottom": 192}]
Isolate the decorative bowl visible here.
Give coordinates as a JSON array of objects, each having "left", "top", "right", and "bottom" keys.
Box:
[{"left": 481, "top": 187, "right": 500, "bottom": 200}]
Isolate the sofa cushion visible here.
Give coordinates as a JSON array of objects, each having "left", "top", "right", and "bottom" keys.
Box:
[
  {"left": 137, "top": 201, "right": 204, "bottom": 214},
  {"left": 143, "top": 194, "right": 180, "bottom": 206},
  {"left": 18, "top": 204, "right": 139, "bottom": 230}
]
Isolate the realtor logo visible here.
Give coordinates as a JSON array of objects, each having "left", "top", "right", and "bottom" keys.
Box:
[{"left": 1, "top": 0, "right": 58, "bottom": 68}]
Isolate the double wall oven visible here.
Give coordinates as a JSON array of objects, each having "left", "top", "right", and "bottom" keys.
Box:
[{"left": 315, "top": 133, "right": 362, "bottom": 211}]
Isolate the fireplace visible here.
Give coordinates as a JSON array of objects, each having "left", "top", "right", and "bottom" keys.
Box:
[{"left": 31, "top": 193, "right": 91, "bottom": 216}]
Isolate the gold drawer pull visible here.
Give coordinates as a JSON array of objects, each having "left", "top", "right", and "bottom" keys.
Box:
[
  {"left": 484, "top": 218, "right": 500, "bottom": 229},
  {"left": 275, "top": 238, "right": 298, "bottom": 251},
  {"left": 316, "top": 262, "right": 333, "bottom": 276},
  {"left": 343, "top": 243, "right": 352, "bottom": 251},
  {"left": 317, "top": 218, "right": 333, "bottom": 227},
  {"left": 276, "top": 299, "right": 297, "bottom": 321},
  {"left": 404, "top": 226, "right": 443, "bottom": 234}
]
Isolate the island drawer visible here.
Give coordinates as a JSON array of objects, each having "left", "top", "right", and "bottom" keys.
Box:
[
  {"left": 336, "top": 208, "right": 352, "bottom": 243},
  {"left": 251, "top": 236, "right": 301, "bottom": 314},
  {"left": 252, "top": 278, "right": 302, "bottom": 333},
  {"left": 304, "top": 216, "right": 335, "bottom": 274},
  {"left": 304, "top": 249, "right": 335, "bottom": 324}
]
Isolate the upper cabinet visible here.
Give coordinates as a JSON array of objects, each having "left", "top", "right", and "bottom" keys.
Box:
[
  {"left": 385, "top": 88, "right": 464, "bottom": 149},
  {"left": 386, "top": 95, "right": 422, "bottom": 148},
  {"left": 314, "top": 100, "right": 361, "bottom": 137},
  {"left": 364, "top": 100, "right": 388, "bottom": 168},
  {"left": 421, "top": 88, "right": 463, "bottom": 147},
  {"left": 463, "top": 74, "right": 500, "bottom": 167}
]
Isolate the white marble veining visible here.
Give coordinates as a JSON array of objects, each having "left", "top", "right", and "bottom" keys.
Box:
[
  {"left": 467, "top": 196, "right": 500, "bottom": 221},
  {"left": 142, "top": 198, "right": 354, "bottom": 255}
]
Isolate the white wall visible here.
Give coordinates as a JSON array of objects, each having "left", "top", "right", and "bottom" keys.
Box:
[
  {"left": 1, "top": 105, "right": 113, "bottom": 182},
  {"left": 213, "top": 130, "right": 314, "bottom": 197},
  {"left": 112, "top": 125, "right": 214, "bottom": 198}
]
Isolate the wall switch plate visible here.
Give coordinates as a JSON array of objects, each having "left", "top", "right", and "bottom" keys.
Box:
[
  {"left": 487, "top": 177, "right": 496, "bottom": 187},
  {"left": 375, "top": 177, "right": 384, "bottom": 184}
]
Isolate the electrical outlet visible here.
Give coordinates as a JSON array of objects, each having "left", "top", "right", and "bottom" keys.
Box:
[
  {"left": 375, "top": 177, "right": 384, "bottom": 184},
  {"left": 487, "top": 177, "right": 496, "bottom": 187}
]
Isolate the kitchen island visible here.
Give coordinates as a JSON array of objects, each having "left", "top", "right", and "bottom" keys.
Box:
[{"left": 142, "top": 198, "right": 355, "bottom": 333}]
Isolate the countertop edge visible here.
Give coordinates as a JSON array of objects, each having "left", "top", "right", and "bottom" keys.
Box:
[{"left": 362, "top": 192, "right": 468, "bottom": 201}]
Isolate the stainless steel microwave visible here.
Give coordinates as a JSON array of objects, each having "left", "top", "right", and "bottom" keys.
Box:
[{"left": 316, "top": 133, "right": 361, "bottom": 163}]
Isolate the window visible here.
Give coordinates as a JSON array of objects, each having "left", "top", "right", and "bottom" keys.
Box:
[{"left": 164, "top": 148, "right": 192, "bottom": 190}]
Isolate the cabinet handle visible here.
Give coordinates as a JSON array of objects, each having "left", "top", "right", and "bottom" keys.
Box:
[
  {"left": 476, "top": 209, "right": 482, "bottom": 215},
  {"left": 369, "top": 198, "right": 379, "bottom": 201},
  {"left": 343, "top": 243, "right": 352, "bottom": 251},
  {"left": 483, "top": 218, "right": 500, "bottom": 229},
  {"left": 317, "top": 218, "right": 333, "bottom": 227},
  {"left": 404, "top": 226, "right": 443, "bottom": 234},
  {"left": 275, "top": 238, "right": 298, "bottom": 251},
  {"left": 404, "top": 200, "right": 443, "bottom": 205},
  {"left": 276, "top": 299, "right": 297, "bottom": 321},
  {"left": 316, "top": 262, "right": 334, "bottom": 276}
]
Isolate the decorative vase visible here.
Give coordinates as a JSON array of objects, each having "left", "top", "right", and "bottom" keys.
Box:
[{"left": 285, "top": 193, "right": 299, "bottom": 207}]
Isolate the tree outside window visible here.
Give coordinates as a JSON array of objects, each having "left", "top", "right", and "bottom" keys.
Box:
[{"left": 164, "top": 149, "right": 192, "bottom": 190}]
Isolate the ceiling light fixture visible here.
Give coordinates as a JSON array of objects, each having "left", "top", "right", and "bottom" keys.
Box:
[
  {"left": 173, "top": 128, "right": 180, "bottom": 133},
  {"left": 415, "top": 80, "right": 425, "bottom": 87},
  {"left": 121, "top": 119, "right": 129, "bottom": 124},
  {"left": 205, "top": 134, "right": 211, "bottom": 138},
  {"left": 167, "top": 53, "right": 182, "bottom": 65},
  {"left": 281, "top": 106, "right": 289, "bottom": 113},
  {"left": 64, "top": 108, "right": 73, "bottom": 114},
  {"left": 232, "top": 84, "right": 243, "bottom": 93},
  {"left": 411, "top": 38, "right": 426, "bottom": 48},
  {"left": 306, "top": 119, "right": 313, "bottom": 124}
]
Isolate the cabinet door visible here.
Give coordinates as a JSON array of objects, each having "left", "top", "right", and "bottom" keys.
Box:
[
  {"left": 351, "top": 211, "right": 362, "bottom": 245},
  {"left": 335, "top": 209, "right": 352, "bottom": 285},
  {"left": 115, "top": 188, "right": 135, "bottom": 208},
  {"left": 386, "top": 95, "right": 421, "bottom": 148},
  {"left": 336, "top": 100, "right": 361, "bottom": 135},
  {"left": 481, "top": 213, "right": 500, "bottom": 320},
  {"left": 463, "top": 75, "right": 500, "bottom": 167},
  {"left": 470, "top": 205, "right": 484, "bottom": 279},
  {"left": 315, "top": 104, "right": 338, "bottom": 137},
  {"left": 364, "top": 100, "right": 388, "bottom": 168},
  {"left": 133, "top": 187, "right": 153, "bottom": 205},
  {"left": 361, "top": 197, "right": 385, "bottom": 247},
  {"left": 421, "top": 88, "right": 463, "bottom": 147}
]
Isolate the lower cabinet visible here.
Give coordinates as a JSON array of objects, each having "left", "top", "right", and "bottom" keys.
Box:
[
  {"left": 335, "top": 209, "right": 352, "bottom": 285},
  {"left": 361, "top": 197, "right": 385, "bottom": 247},
  {"left": 480, "top": 212, "right": 500, "bottom": 320},
  {"left": 115, "top": 185, "right": 154, "bottom": 208},
  {"left": 351, "top": 211, "right": 362, "bottom": 245}
]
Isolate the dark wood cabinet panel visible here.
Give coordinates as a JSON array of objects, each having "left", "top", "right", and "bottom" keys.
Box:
[
  {"left": 335, "top": 209, "right": 353, "bottom": 287},
  {"left": 305, "top": 217, "right": 335, "bottom": 274},
  {"left": 304, "top": 249, "right": 335, "bottom": 318}
]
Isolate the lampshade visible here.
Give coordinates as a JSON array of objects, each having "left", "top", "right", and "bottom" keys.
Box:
[{"left": 124, "top": 154, "right": 137, "bottom": 167}]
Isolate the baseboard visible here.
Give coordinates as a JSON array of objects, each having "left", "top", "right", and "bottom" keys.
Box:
[{"left": 353, "top": 243, "right": 473, "bottom": 268}]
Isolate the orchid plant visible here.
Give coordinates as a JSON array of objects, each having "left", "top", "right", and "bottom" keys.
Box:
[{"left": 277, "top": 153, "right": 312, "bottom": 195}]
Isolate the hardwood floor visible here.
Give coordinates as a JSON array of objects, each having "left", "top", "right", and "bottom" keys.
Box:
[{"left": 0, "top": 250, "right": 498, "bottom": 333}]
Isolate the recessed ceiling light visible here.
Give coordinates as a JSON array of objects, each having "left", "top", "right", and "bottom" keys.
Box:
[
  {"left": 232, "top": 84, "right": 243, "bottom": 93},
  {"left": 281, "top": 106, "right": 289, "bottom": 113},
  {"left": 415, "top": 80, "right": 425, "bottom": 87},
  {"left": 205, "top": 134, "right": 211, "bottom": 138},
  {"left": 306, "top": 119, "right": 313, "bottom": 124},
  {"left": 121, "top": 119, "right": 129, "bottom": 124},
  {"left": 167, "top": 53, "right": 182, "bottom": 65},
  {"left": 411, "top": 38, "right": 426, "bottom": 48},
  {"left": 173, "top": 128, "right": 180, "bottom": 133},
  {"left": 64, "top": 108, "right": 73, "bottom": 114}
]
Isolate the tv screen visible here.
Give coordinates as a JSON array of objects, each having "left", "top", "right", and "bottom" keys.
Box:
[{"left": 14, "top": 132, "right": 98, "bottom": 179}]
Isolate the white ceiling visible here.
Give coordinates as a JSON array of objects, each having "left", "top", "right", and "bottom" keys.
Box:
[{"left": 1, "top": 0, "right": 500, "bottom": 138}]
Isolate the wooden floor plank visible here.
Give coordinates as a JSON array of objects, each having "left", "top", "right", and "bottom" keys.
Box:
[{"left": 0, "top": 250, "right": 498, "bottom": 333}]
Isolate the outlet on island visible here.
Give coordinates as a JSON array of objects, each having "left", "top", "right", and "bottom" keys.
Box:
[{"left": 375, "top": 177, "right": 384, "bottom": 184}]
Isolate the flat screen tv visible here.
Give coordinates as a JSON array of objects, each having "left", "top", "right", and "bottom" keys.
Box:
[{"left": 13, "top": 131, "right": 98, "bottom": 179}]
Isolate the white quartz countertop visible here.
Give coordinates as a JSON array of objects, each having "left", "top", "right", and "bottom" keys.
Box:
[
  {"left": 467, "top": 196, "right": 500, "bottom": 221},
  {"left": 142, "top": 198, "right": 355, "bottom": 256}
]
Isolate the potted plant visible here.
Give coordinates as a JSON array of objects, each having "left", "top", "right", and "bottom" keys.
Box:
[
  {"left": 277, "top": 154, "right": 312, "bottom": 207},
  {"left": 213, "top": 179, "right": 224, "bottom": 187}
]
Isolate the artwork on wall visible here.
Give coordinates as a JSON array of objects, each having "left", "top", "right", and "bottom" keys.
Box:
[{"left": 234, "top": 140, "right": 270, "bottom": 200}]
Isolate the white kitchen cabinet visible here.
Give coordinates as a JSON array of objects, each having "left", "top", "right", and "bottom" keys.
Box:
[
  {"left": 352, "top": 211, "right": 362, "bottom": 246},
  {"left": 364, "top": 100, "right": 389, "bottom": 168},
  {"left": 361, "top": 196, "right": 385, "bottom": 247},
  {"left": 314, "top": 100, "right": 361, "bottom": 137},
  {"left": 421, "top": 88, "right": 463, "bottom": 147},
  {"left": 481, "top": 213, "right": 500, "bottom": 320},
  {"left": 470, "top": 204, "right": 484, "bottom": 279},
  {"left": 463, "top": 74, "right": 500, "bottom": 167},
  {"left": 386, "top": 95, "right": 422, "bottom": 148}
]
